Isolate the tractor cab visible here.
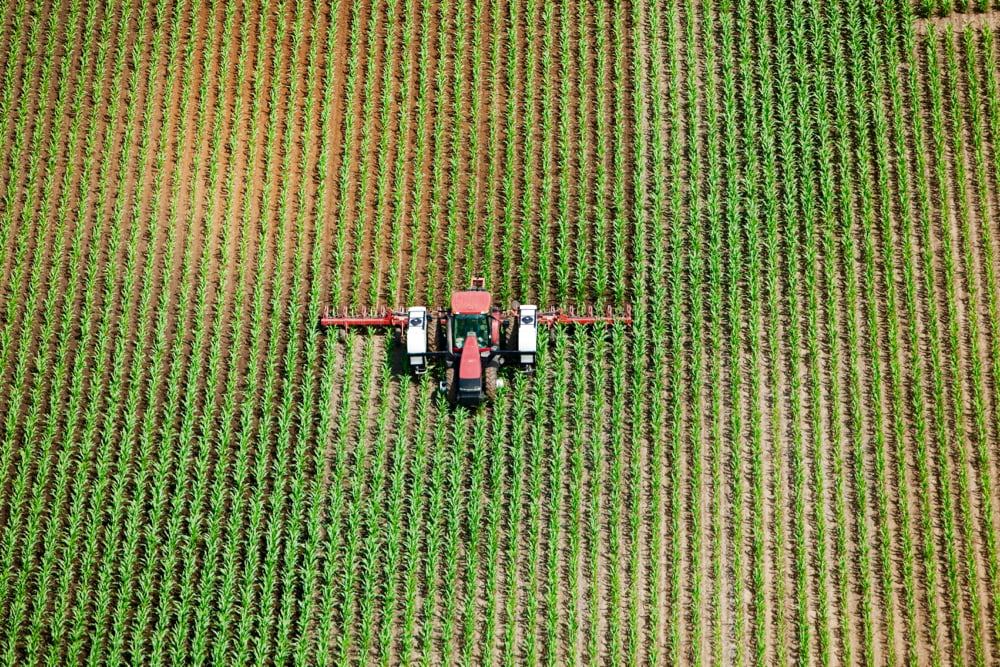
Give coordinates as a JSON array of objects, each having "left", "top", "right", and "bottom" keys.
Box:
[
  {"left": 449, "top": 284, "right": 498, "bottom": 353},
  {"left": 452, "top": 314, "right": 490, "bottom": 349}
]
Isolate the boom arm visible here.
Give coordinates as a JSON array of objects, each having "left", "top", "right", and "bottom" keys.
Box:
[
  {"left": 319, "top": 306, "right": 411, "bottom": 329},
  {"left": 319, "top": 304, "right": 631, "bottom": 329},
  {"left": 534, "top": 304, "right": 632, "bottom": 326}
]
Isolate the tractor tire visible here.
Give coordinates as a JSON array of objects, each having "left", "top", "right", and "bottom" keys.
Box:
[
  {"left": 427, "top": 315, "right": 439, "bottom": 353},
  {"left": 503, "top": 316, "right": 517, "bottom": 350},
  {"left": 444, "top": 366, "right": 457, "bottom": 403},
  {"left": 484, "top": 364, "right": 499, "bottom": 400}
]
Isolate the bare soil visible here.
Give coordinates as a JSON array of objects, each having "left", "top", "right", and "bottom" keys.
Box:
[{"left": 914, "top": 8, "right": 1000, "bottom": 33}]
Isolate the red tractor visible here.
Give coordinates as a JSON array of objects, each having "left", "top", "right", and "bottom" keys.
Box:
[{"left": 320, "top": 278, "right": 631, "bottom": 406}]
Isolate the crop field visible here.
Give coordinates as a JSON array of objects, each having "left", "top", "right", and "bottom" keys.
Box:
[{"left": 2, "top": 0, "right": 1000, "bottom": 663}]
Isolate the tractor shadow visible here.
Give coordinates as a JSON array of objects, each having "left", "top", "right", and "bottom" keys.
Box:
[
  {"left": 381, "top": 335, "right": 469, "bottom": 409},
  {"left": 382, "top": 330, "right": 410, "bottom": 375}
]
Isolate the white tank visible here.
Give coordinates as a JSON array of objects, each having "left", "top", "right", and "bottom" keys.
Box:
[
  {"left": 517, "top": 305, "right": 537, "bottom": 366},
  {"left": 406, "top": 307, "right": 428, "bottom": 372}
]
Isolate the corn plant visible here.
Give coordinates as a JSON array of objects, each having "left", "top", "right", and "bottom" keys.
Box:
[
  {"left": 498, "top": 0, "right": 519, "bottom": 303},
  {"left": 328, "top": 0, "right": 366, "bottom": 307},
  {"left": 381, "top": 0, "right": 420, "bottom": 303},
  {"left": 404, "top": 0, "right": 435, "bottom": 305},
  {"left": 460, "top": 0, "right": 485, "bottom": 288},
  {"left": 441, "top": 0, "right": 470, "bottom": 298},
  {"left": 478, "top": 0, "right": 504, "bottom": 294},
  {"left": 344, "top": 1, "right": 385, "bottom": 310}
]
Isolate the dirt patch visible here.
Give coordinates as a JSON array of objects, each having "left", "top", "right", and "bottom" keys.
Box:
[{"left": 914, "top": 8, "right": 1000, "bottom": 33}]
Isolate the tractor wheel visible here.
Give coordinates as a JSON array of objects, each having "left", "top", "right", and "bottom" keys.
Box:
[
  {"left": 444, "top": 366, "right": 457, "bottom": 403},
  {"left": 427, "top": 315, "right": 439, "bottom": 353},
  {"left": 484, "top": 364, "right": 499, "bottom": 400},
  {"left": 503, "top": 316, "right": 517, "bottom": 349}
]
